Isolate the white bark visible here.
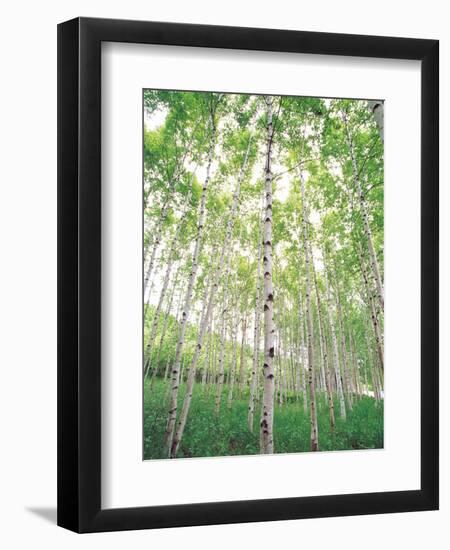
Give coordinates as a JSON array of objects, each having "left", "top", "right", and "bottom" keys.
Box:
[
  {"left": 324, "top": 261, "right": 346, "bottom": 420},
  {"left": 170, "top": 135, "right": 251, "bottom": 454},
  {"left": 170, "top": 276, "right": 213, "bottom": 455},
  {"left": 277, "top": 331, "right": 283, "bottom": 407},
  {"left": 343, "top": 111, "right": 384, "bottom": 312},
  {"left": 149, "top": 264, "right": 180, "bottom": 384},
  {"left": 311, "top": 248, "right": 335, "bottom": 431},
  {"left": 201, "top": 317, "right": 213, "bottom": 387},
  {"left": 298, "top": 292, "right": 308, "bottom": 414},
  {"left": 161, "top": 276, "right": 186, "bottom": 385},
  {"left": 144, "top": 186, "right": 194, "bottom": 374},
  {"left": 248, "top": 207, "right": 263, "bottom": 431},
  {"left": 227, "top": 310, "right": 239, "bottom": 409},
  {"left": 300, "top": 171, "right": 319, "bottom": 451},
  {"left": 163, "top": 111, "right": 217, "bottom": 456},
  {"left": 367, "top": 100, "right": 384, "bottom": 143},
  {"left": 238, "top": 315, "right": 247, "bottom": 396},
  {"left": 144, "top": 254, "right": 175, "bottom": 378},
  {"left": 358, "top": 244, "right": 384, "bottom": 371},
  {"left": 144, "top": 198, "right": 170, "bottom": 296},
  {"left": 214, "top": 285, "right": 230, "bottom": 414},
  {"left": 336, "top": 292, "right": 353, "bottom": 410},
  {"left": 349, "top": 333, "right": 362, "bottom": 399},
  {"left": 260, "top": 97, "right": 275, "bottom": 454}
]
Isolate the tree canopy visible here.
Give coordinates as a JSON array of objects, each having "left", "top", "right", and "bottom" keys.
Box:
[{"left": 143, "top": 90, "right": 384, "bottom": 459}]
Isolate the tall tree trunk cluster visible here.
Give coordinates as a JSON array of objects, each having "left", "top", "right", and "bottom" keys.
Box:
[{"left": 143, "top": 91, "right": 384, "bottom": 458}]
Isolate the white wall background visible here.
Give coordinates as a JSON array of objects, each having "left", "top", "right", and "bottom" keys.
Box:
[{"left": 0, "top": 0, "right": 447, "bottom": 547}]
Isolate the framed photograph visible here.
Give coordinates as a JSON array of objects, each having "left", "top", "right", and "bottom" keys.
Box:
[{"left": 57, "top": 17, "right": 439, "bottom": 532}]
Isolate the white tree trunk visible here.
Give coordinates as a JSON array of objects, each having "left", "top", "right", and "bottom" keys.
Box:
[
  {"left": 349, "top": 333, "right": 362, "bottom": 399},
  {"left": 214, "top": 298, "right": 229, "bottom": 413},
  {"left": 260, "top": 97, "right": 276, "bottom": 454},
  {"left": 367, "top": 100, "right": 384, "bottom": 143},
  {"left": 170, "top": 278, "right": 213, "bottom": 456},
  {"left": 144, "top": 188, "right": 193, "bottom": 374},
  {"left": 332, "top": 271, "right": 353, "bottom": 411},
  {"left": 201, "top": 317, "right": 213, "bottom": 387},
  {"left": 248, "top": 209, "right": 263, "bottom": 431},
  {"left": 170, "top": 136, "right": 251, "bottom": 455},
  {"left": 299, "top": 171, "right": 319, "bottom": 451},
  {"left": 144, "top": 198, "right": 170, "bottom": 295},
  {"left": 238, "top": 315, "right": 247, "bottom": 396},
  {"left": 144, "top": 253, "right": 175, "bottom": 377},
  {"left": 324, "top": 261, "right": 346, "bottom": 420},
  {"left": 311, "top": 248, "right": 335, "bottom": 431},
  {"left": 343, "top": 112, "right": 384, "bottom": 312},
  {"left": 149, "top": 264, "right": 180, "bottom": 384},
  {"left": 298, "top": 292, "right": 308, "bottom": 414},
  {"left": 163, "top": 113, "right": 217, "bottom": 456},
  {"left": 358, "top": 244, "right": 384, "bottom": 371},
  {"left": 227, "top": 310, "right": 239, "bottom": 409}
]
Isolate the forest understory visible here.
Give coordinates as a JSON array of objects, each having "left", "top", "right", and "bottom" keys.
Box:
[{"left": 144, "top": 379, "right": 383, "bottom": 460}]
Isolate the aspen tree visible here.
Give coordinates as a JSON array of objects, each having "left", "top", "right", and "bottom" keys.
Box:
[
  {"left": 311, "top": 246, "right": 335, "bottom": 431},
  {"left": 150, "top": 265, "right": 180, "bottom": 385},
  {"left": 171, "top": 135, "right": 251, "bottom": 455},
  {"left": 324, "top": 260, "right": 346, "bottom": 420},
  {"left": 248, "top": 214, "right": 263, "bottom": 431},
  {"left": 227, "top": 310, "right": 239, "bottom": 409},
  {"left": 367, "top": 100, "right": 384, "bottom": 143},
  {"left": 299, "top": 170, "right": 319, "bottom": 451},
  {"left": 260, "top": 97, "right": 276, "bottom": 454},
  {"left": 333, "top": 273, "right": 353, "bottom": 410},
  {"left": 342, "top": 110, "right": 384, "bottom": 312},
  {"left": 238, "top": 315, "right": 247, "bottom": 396},
  {"left": 163, "top": 98, "right": 218, "bottom": 456},
  {"left": 144, "top": 185, "right": 194, "bottom": 373},
  {"left": 358, "top": 245, "right": 384, "bottom": 371}
]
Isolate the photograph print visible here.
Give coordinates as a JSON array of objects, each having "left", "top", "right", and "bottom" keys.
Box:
[{"left": 142, "top": 89, "right": 384, "bottom": 460}]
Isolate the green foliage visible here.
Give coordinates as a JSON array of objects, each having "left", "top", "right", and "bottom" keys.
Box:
[
  {"left": 144, "top": 380, "right": 383, "bottom": 459},
  {"left": 143, "top": 90, "right": 384, "bottom": 457}
]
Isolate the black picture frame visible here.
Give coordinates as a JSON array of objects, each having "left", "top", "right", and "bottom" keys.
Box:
[{"left": 57, "top": 16, "right": 439, "bottom": 533}]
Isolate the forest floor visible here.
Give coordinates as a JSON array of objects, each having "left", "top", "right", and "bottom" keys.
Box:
[{"left": 143, "top": 379, "right": 384, "bottom": 460}]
